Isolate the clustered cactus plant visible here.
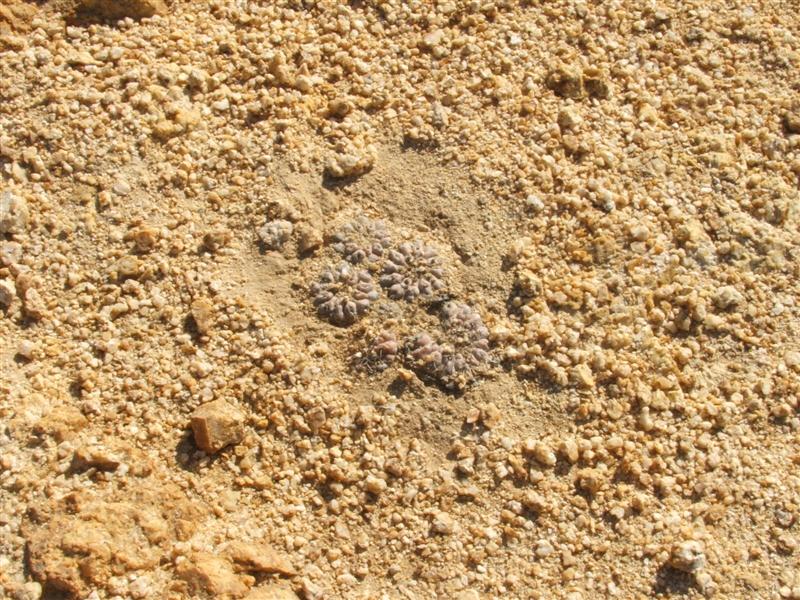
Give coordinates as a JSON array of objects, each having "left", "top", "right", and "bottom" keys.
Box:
[
  {"left": 354, "top": 329, "right": 401, "bottom": 372},
  {"left": 312, "top": 220, "right": 448, "bottom": 328},
  {"left": 405, "top": 302, "right": 491, "bottom": 390},
  {"left": 258, "top": 219, "right": 293, "bottom": 250},
  {"left": 310, "top": 262, "right": 379, "bottom": 325},
  {"left": 441, "top": 301, "right": 491, "bottom": 362},
  {"left": 331, "top": 216, "right": 392, "bottom": 265},
  {"left": 310, "top": 219, "right": 491, "bottom": 390},
  {"left": 380, "top": 241, "right": 446, "bottom": 301}
]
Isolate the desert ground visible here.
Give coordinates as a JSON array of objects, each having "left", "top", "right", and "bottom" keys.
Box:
[{"left": 1, "top": 0, "right": 800, "bottom": 598}]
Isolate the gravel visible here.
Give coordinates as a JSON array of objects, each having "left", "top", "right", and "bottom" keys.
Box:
[{"left": 2, "top": 0, "right": 800, "bottom": 598}]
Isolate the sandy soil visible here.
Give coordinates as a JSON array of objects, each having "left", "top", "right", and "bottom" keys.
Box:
[{"left": 1, "top": 1, "right": 800, "bottom": 599}]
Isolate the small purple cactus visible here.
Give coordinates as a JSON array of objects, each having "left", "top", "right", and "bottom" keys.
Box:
[
  {"left": 310, "top": 262, "right": 379, "bottom": 325},
  {"left": 331, "top": 217, "right": 392, "bottom": 265},
  {"left": 405, "top": 302, "right": 490, "bottom": 389},
  {"left": 380, "top": 240, "right": 446, "bottom": 301}
]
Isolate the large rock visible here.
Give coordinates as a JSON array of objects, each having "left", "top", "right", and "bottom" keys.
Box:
[
  {"left": 23, "top": 485, "right": 203, "bottom": 599},
  {"left": 70, "top": 439, "right": 153, "bottom": 477},
  {"left": 190, "top": 400, "right": 245, "bottom": 453},
  {"left": 225, "top": 541, "right": 296, "bottom": 576},
  {"left": 176, "top": 553, "right": 249, "bottom": 599},
  {"left": 74, "top": 0, "right": 167, "bottom": 20}
]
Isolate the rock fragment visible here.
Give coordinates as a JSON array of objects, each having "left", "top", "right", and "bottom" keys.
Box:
[
  {"left": 295, "top": 223, "right": 323, "bottom": 255},
  {"left": 638, "top": 103, "right": 659, "bottom": 124},
  {"left": 546, "top": 65, "right": 584, "bottom": 99},
  {"left": 112, "top": 180, "right": 131, "bottom": 196},
  {"left": 0, "top": 241, "right": 22, "bottom": 266},
  {"left": 131, "top": 226, "right": 159, "bottom": 253},
  {"left": 70, "top": 445, "right": 121, "bottom": 473},
  {"left": 421, "top": 29, "right": 445, "bottom": 50},
  {"left": 153, "top": 107, "right": 201, "bottom": 141},
  {"left": 0, "top": 278, "right": 15, "bottom": 307},
  {"left": 300, "top": 579, "right": 325, "bottom": 600},
  {"left": 364, "top": 474, "right": 387, "bottom": 494},
  {"left": 569, "top": 363, "right": 595, "bottom": 389},
  {"left": 575, "top": 468, "right": 604, "bottom": 495},
  {"left": 190, "top": 298, "right": 214, "bottom": 335},
  {"left": 190, "top": 400, "right": 245, "bottom": 454},
  {"left": 479, "top": 402, "right": 502, "bottom": 428},
  {"left": 34, "top": 406, "right": 88, "bottom": 442},
  {"left": 268, "top": 51, "right": 295, "bottom": 87},
  {"left": 326, "top": 98, "right": 353, "bottom": 119},
  {"left": 24, "top": 486, "right": 203, "bottom": 598},
  {"left": 546, "top": 65, "right": 609, "bottom": 99},
  {"left": 325, "top": 148, "right": 375, "bottom": 179},
  {"left": 431, "top": 511, "right": 456, "bottom": 535},
  {"left": 557, "top": 107, "right": 582, "bottom": 131},
  {"left": 22, "top": 287, "right": 47, "bottom": 320},
  {"left": 529, "top": 441, "right": 557, "bottom": 467},
  {"left": 176, "top": 553, "right": 249, "bottom": 598},
  {"left": 583, "top": 67, "right": 610, "bottom": 98},
  {"left": 11, "top": 581, "right": 42, "bottom": 600},
  {"left": 67, "top": 50, "right": 98, "bottom": 67},
  {"left": 669, "top": 540, "right": 706, "bottom": 573},
  {"left": 0, "top": 0, "right": 38, "bottom": 36},
  {"left": 111, "top": 256, "right": 142, "bottom": 281},
  {"left": 560, "top": 438, "right": 580, "bottom": 464},
  {"left": 785, "top": 351, "right": 800, "bottom": 372},
  {"left": 225, "top": 541, "right": 296, "bottom": 576},
  {"left": 0, "top": 189, "right": 28, "bottom": 234},
  {"left": 203, "top": 228, "right": 231, "bottom": 253},
  {"left": 713, "top": 286, "right": 744, "bottom": 310}
]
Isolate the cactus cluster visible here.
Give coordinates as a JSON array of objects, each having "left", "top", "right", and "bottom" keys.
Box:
[
  {"left": 355, "top": 329, "right": 401, "bottom": 372},
  {"left": 405, "top": 302, "right": 491, "bottom": 390},
  {"left": 258, "top": 219, "right": 293, "bottom": 250},
  {"left": 312, "top": 220, "right": 491, "bottom": 390},
  {"left": 310, "top": 262, "right": 379, "bottom": 326},
  {"left": 380, "top": 241, "right": 446, "bottom": 301},
  {"left": 311, "top": 218, "right": 450, "bottom": 327},
  {"left": 331, "top": 216, "right": 392, "bottom": 265},
  {"left": 441, "top": 301, "right": 491, "bottom": 363}
]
